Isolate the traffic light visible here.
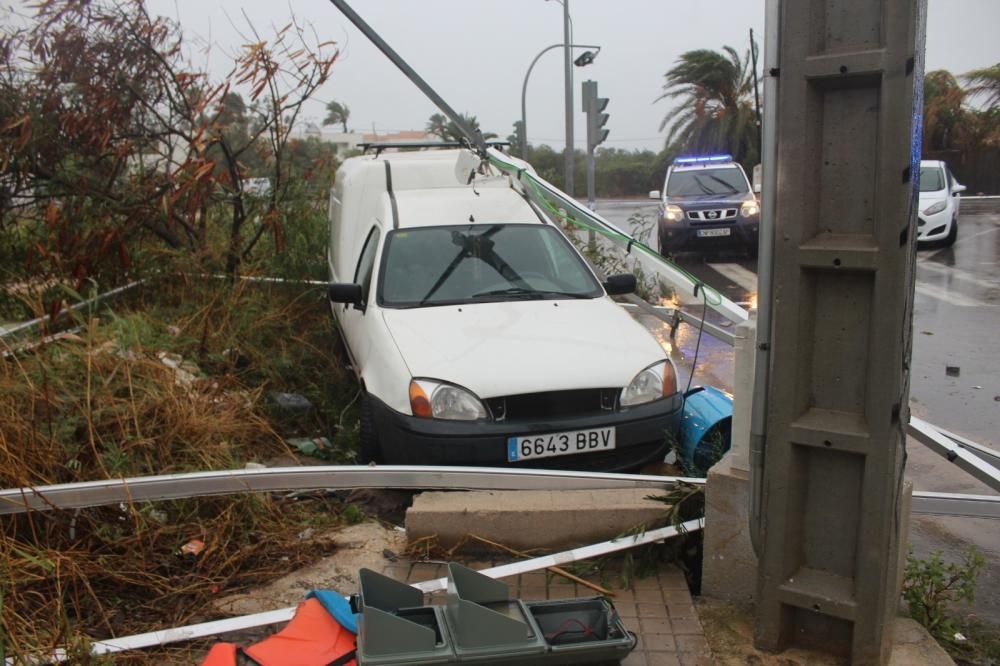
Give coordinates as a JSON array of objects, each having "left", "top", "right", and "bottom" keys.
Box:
[{"left": 582, "top": 80, "right": 609, "bottom": 151}]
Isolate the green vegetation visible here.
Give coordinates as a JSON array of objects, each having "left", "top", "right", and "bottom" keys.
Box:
[
  {"left": 0, "top": 1, "right": 365, "bottom": 659},
  {"left": 902, "top": 547, "right": 1000, "bottom": 664},
  {"left": 656, "top": 42, "right": 761, "bottom": 175},
  {"left": 923, "top": 65, "right": 1000, "bottom": 194}
]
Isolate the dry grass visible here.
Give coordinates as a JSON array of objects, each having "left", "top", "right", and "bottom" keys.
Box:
[{"left": 0, "top": 278, "right": 359, "bottom": 661}]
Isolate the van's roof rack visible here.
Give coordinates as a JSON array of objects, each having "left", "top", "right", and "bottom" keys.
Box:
[{"left": 359, "top": 140, "right": 510, "bottom": 157}]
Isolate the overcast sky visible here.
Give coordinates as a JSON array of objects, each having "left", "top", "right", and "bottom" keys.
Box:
[{"left": 144, "top": 0, "right": 1000, "bottom": 152}]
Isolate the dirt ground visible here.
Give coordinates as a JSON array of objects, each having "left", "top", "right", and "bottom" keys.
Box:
[
  {"left": 214, "top": 520, "right": 408, "bottom": 617},
  {"left": 697, "top": 599, "right": 955, "bottom": 666}
]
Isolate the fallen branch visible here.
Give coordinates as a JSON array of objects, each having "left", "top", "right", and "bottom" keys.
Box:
[{"left": 467, "top": 533, "right": 614, "bottom": 597}]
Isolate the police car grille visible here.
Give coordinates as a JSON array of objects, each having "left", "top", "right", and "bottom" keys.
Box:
[
  {"left": 485, "top": 389, "right": 617, "bottom": 422},
  {"left": 687, "top": 208, "right": 738, "bottom": 223}
]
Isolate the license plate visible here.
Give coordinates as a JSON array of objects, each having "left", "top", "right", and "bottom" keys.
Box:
[
  {"left": 507, "top": 427, "right": 616, "bottom": 462},
  {"left": 697, "top": 228, "right": 731, "bottom": 237}
]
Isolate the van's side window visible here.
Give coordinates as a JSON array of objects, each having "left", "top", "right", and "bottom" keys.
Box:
[{"left": 354, "top": 226, "right": 381, "bottom": 310}]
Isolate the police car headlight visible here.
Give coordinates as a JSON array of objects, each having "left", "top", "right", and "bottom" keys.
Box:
[
  {"left": 409, "top": 379, "right": 487, "bottom": 420},
  {"left": 663, "top": 205, "right": 684, "bottom": 222},
  {"left": 741, "top": 200, "right": 760, "bottom": 217},
  {"left": 620, "top": 360, "right": 678, "bottom": 407},
  {"left": 923, "top": 201, "right": 947, "bottom": 216}
]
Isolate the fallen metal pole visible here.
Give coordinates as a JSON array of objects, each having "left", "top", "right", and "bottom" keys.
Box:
[
  {"left": 908, "top": 417, "right": 1000, "bottom": 493},
  {"left": 26, "top": 519, "right": 703, "bottom": 661},
  {"left": 2, "top": 465, "right": 995, "bottom": 519},
  {"left": 326, "top": 0, "right": 484, "bottom": 153},
  {"left": 911, "top": 491, "right": 1000, "bottom": 520},
  {"left": 0, "top": 279, "right": 144, "bottom": 340},
  {"left": 0, "top": 466, "right": 703, "bottom": 515},
  {"left": 931, "top": 423, "right": 1000, "bottom": 468}
]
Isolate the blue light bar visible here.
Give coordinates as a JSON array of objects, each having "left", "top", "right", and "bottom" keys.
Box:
[{"left": 674, "top": 154, "right": 734, "bottom": 164}]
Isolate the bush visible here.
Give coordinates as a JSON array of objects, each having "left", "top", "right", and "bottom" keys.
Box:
[{"left": 902, "top": 546, "right": 985, "bottom": 642}]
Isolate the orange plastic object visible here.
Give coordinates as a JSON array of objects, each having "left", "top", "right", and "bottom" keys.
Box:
[{"left": 200, "top": 598, "right": 356, "bottom": 666}]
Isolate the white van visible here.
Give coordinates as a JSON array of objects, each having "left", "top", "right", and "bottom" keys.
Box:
[{"left": 327, "top": 147, "right": 682, "bottom": 471}]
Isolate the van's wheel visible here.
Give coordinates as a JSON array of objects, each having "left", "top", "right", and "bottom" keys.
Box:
[
  {"left": 944, "top": 218, "right": 958, "bottom": 247},
  {"left": 358, "top": 393, "right": 382, "bottom": 463}
]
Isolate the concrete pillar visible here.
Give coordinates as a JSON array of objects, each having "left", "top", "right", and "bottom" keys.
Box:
[
  {"left": 702, "top": 317, "right": 758, "bottom": 602},
  {"left": 754, "top": 0, "right": 925, "bottom": 663},
  {"left": 730, "top": 319, "right": 756, "bottom": 473}
]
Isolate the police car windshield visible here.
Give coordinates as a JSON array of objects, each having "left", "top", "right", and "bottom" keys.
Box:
[
  {"left": 378, "top": 224, "right": 603, "bottom": 308},
  {"left": 667, "top": 168, "right": 748, "bottom": 197}
]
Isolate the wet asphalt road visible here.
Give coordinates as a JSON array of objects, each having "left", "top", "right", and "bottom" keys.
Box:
[{"left": 594, "top": 199, "right": 1000, "bottom": 621}]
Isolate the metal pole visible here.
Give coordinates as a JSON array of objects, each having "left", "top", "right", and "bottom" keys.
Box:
[
  {"left": 521, "top": 43, "right": 601, "bottom": 162},
  {"left": 327, "top": 0, "right": 484, "bottom": 153},
  {"left": 748, "top": 0, "right": 780, "bottom": 559},
  {"left": 749, "top": 28, "right": 763, "bottom": 158},
  {"left": 586, "top": 144, "right": 596, "bottom": 210},
  {"left": 563, "top": 0, "right": 574, "bottom": 195}
]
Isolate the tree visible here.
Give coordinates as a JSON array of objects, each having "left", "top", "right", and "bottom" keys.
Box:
[
  {"left": 923, "top": 70, "right": 967, "bottom": 151},
  {"left": 323, "top": 100, "right": 350, "bottom": 132},
  {"left": 426, "top": 112, "right": 497, "bottom": 143},
  {"left": 656, "top": 44, "right": 760, "bottom": 169},
  {"left": 507, "top": 120, "right": 526, "bottom": 156},
  {"left": 0, "top": 0, "right": 338, "bottom": 282},
  {"left": 963, "top": 63, "right": 1000, "bottom": 109}
]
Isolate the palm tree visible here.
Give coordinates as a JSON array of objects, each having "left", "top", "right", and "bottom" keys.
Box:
[
  {"left": 426, "top": 112, "right": 497, "bottom": 143},
  {"left": 963, "top": 63, "right": 1000, "bottom": 108},
  {"left": 922, "top": 70, "right": 966, "bottom": 151},
  {"left": 323, "top": 101, "right": 350, "bottom": 132},
  {"left": 656, "top": 45, "right": 759, "bottom": 166}
]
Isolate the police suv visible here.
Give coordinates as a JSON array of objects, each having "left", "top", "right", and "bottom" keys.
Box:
[{"left": 650, "top": 155, "right": 760, "bottom": 255}]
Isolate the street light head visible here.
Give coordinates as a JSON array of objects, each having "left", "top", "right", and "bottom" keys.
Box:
[{"left": 574, "top": 50, "right": 597, "bottom": 67}]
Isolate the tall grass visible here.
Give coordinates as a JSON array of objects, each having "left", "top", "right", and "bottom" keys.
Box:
[{"left": 0, "top": 274, "right": 361, "bottom": 660}]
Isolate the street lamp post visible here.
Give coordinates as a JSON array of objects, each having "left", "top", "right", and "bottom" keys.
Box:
[
  {"left": 520, "top": 44, "right": 599, "bottom": 161},
  {"left": 563, "top": 1, "right": 573, "bottom": 194}
]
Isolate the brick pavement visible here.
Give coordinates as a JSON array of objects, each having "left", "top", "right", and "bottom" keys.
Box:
[{"left": 389, "top": 558, "right": 712, "bottom": 665}]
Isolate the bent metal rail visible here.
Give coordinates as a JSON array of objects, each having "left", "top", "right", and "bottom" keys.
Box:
[{"left": 1, "top": 465, "right": 996, "bottom": 519}]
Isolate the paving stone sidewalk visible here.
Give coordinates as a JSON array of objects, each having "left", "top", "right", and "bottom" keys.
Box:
[{"left": 377, "top": 558, "right": 712, "bottom": 666}]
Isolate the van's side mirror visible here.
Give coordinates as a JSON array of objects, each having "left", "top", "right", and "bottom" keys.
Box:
[
  {"left": 603, "top": 273, "right": 637, "bottom": 296},
  {"left": 328, "top": 283, "right": 363, "bottom": 305},
  {"left": 952, "top": 183, "right": 966, "bottom": 195},
  {"left": 648, "top": 190, "right": 661, "bottom": 200}
]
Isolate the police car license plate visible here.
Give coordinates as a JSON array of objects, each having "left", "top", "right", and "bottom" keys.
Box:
[
  {"left": 507, "top": 427, "right": 616, "bottom": 462},
  {"left": 697, "top": 228, "right": 731, "bottom": 237}
]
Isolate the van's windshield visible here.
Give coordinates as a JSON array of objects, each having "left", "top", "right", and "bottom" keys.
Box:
[
  {"left": 666, "top": 168, "right": 749, "bottom": 197},
  {"left": 378, "top": 224, "right": 603, "bottom": 308}
]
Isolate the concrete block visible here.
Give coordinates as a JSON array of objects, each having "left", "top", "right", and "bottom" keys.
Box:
[
  {"left": 888, "top": 618, "right": 955, "bottom": 666},
  {"left": 702, "top": 452, "right": 758, "bottom": 603},
  {"left": 405, "top": 489, "right": 669, "bottom": 551}
]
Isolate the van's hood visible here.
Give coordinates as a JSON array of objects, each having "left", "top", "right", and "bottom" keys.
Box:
[{"left": 380, "top": 298, "right": 667, "bottom": 398}]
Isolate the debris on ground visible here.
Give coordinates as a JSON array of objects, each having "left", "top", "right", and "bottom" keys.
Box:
[
  {"left": 214, "top": 522, "right": 407, "bottom": 617},
  {"left": 288, "top": 436, "right": 334, "bottom": 458},
  {"left": 269, "top": 391, "right": 315, "bottom": 414}
]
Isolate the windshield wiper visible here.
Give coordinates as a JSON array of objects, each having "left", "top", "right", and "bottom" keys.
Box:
[
  {"left": 471, "top": 287, "right": 545, "bottom": 300},
  {"left": 537, "top": 290, "right": 590, "bottom": 299}
]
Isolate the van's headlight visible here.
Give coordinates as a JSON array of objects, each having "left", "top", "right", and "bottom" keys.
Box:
[
  {"left": 741, "top": 200, "right": 759, "bottom": 217},
  {"left": 409, "top": 379, "right": 488, "bottom": 420},
  {"left": 663, "top": 204, "right": 684, "bottom": 222},
  {"left": 923, "top": 201, "right": 947, "bottom": 216},
  {"left": 620, "top": 360, "right": 678, "bottom": 407}
]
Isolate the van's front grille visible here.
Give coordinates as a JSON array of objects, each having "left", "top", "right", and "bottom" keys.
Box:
[{"left": 485, "top": 388, "right": 618, "bottom": 422}]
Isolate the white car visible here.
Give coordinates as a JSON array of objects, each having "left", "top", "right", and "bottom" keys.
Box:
[
  {"left": 327, "top": 148, "right": 682, "bottom": 471},
  {"left": 917, "top": 159, "right": 965, "bottom": 246}
]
